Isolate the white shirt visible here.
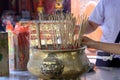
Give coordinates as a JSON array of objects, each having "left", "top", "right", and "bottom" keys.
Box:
[{"left": 89, "top": 0, "right": 120, "bottom": 43}]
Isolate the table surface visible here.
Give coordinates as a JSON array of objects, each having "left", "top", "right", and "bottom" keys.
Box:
[
  {"left": 0, "top": 67, "right": 120, "bottom": 80},
  {"left": 81, "top": 67, "right": 120, "bottom": 80}
]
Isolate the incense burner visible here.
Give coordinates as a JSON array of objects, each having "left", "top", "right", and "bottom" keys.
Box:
[{"left": 27, "top": 46, "right": 90, "bottom": 79}]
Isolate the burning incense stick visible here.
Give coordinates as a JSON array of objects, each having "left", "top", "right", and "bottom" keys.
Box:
[{"left": 36, "top": 22, "right": 41, "bottom": 49}]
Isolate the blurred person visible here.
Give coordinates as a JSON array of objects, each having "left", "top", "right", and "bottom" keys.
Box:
[
  {"left": 1, "top": 11, "right": 15, "bottom": 28},
  {"left": 21, "top": 9, "right": 30, "bottom": 20},
  {"left": 85, "top": 0, "right": 120, "bottom": 67}
]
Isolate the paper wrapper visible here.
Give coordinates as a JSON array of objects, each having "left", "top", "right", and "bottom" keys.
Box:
[{"left": 14, "top": 24, "right": 30, "bottom": 71}]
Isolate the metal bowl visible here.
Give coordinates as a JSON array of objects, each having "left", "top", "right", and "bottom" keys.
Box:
[{"left": 27, "top": 46, "right": 90, "bottom": 79}]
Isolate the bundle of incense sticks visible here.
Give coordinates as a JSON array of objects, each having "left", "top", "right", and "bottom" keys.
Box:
[{"left": 36, "top": 13, "right": 88, "bottom": 50}]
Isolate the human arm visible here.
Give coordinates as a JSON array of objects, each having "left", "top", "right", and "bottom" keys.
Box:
[
  {"left": 85, "top": 0, "right": 104, "bottom": 34},
  {"left": 81, "top": 36, "right": 120, "bottom": 54},
  {"left": 85, "top": 20, "right": 100, "bottom": 34}
]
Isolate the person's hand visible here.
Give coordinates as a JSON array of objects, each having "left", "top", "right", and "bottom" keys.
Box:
[{"left": 81, "top": 36, "right": 95, "bottom": 47}]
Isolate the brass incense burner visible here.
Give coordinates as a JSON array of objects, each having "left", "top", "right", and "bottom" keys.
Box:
[
  {"left": 27, "top": 46, "right": 90, "bottom": 79},
  {"left": 27, "top": 13, "right": 89, "bottom": 79}
]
